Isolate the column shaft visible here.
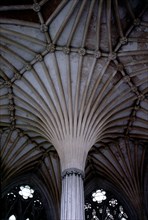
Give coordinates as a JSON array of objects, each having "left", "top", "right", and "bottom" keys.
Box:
[{"left": 61, "top": 169, "right": 85, "bottom": 220}]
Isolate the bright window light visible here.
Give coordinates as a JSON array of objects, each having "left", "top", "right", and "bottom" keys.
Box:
[
  {"left": 92, "top": 189, "right": 107, "bottom": 203},
  {"left": 9, "top": 215, "right": 16, "bottom": 220},
  {"left": 19, "top": 185, "right": 34, "bottom": 199}
]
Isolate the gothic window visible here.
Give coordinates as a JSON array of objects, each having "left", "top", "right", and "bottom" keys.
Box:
[
  {"left": 2, "top": 184, "right": 47, "bottom": 220},
  {"left": 85, "top": 188, "right": 129, "bottom": 220}
]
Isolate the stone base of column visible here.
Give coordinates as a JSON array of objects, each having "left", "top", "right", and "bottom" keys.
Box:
[{"left": 61, "top": 168, "right": 85, "bottom": 220}]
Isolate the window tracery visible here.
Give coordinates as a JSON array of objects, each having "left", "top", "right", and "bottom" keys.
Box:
[
  {"left": 85, "top": 189, "right": 129, "bottom": 220},
  {"left": 2, "top": 184, "right": 46, "bottom": 220}
]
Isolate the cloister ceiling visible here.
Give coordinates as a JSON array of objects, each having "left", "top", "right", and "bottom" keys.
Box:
[{"left": 0, "top": 0, "right": 148, "bottom": 218}]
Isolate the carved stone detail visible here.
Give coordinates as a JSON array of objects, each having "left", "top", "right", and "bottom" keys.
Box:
[
  {"left": 120, "top": 37, "right": 128, "bottom": 45},
  {"left": 33, "top": 3, "right": 41, "bottom": 12},
  {"left": 14, "top": 72, "right": 21, "bottom": 80},
  {"left": 138, "top": 94, "right": 145, "bottom": 101},
  {"left": 46, "top": 43, "right": 55, "bottom": 52},
  {"left": 62, "top": 168, "right": 84, "bottom": 179},
  {"left": 8, "top": 105, "right": 15, "bottom": 111},
  {"left": 123, "top": 75, "right": 130, "bottom": 83},
  {"left": 36, "top": 54, "right": 43, "bottom": 62},
  {"left": 94, "top": 50, "right": 101, "bottom": 59},
  {"left": 63, "top": 47, "right": 70, "bottom": 54},
  {"left": 5, "top": 81, "right": 12, "bottom": 88},
  {"left": 8, "top": 94, "right": 13, "bottom": 99},
  {"left": 25, "top": 64, "right": 32, "bottom": 71},
  {"left": 78, "top": 48, "right": 86, "bottom": 56},
  {"left": 134, "top": 105, "right": 140, "bottom": 110},
  {"left": 131, "top": 86, "right": 138, "bottom": 93},
  {"left": 10, "top": 116, "right": 15, "bottom": 121},
  {"left": 108, "top": 52, "right": 117, "bottom": 60},
  {"left": 40, "top": 24, "right": 48, "bottom": 32}
]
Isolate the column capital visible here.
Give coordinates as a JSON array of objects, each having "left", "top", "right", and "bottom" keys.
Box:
[{"left": 62, "top": 168, "right": 84, "bottom": 180}]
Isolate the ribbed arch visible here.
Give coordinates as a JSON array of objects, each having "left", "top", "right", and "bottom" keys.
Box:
[{"left": 0, "top": 1, "right": 147, "bottom": 218}]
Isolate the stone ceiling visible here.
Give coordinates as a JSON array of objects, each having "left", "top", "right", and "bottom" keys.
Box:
[{"left": 0, "top": 0, "right": 148, "bottom": 219}]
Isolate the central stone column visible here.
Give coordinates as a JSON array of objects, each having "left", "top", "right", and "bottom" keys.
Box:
[
  {"left": 53, "top": 136, "right": 93, "bottom": 220},
  {"left": 61, "top": 168, "right": 85, "bottom": 220}
]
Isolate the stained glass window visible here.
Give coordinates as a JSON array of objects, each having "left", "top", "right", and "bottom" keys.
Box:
[
  {"left": 85, "top": 189, "right": 129, "bottom": 220},
  {"left": 2, "top": 184, "right": 47, "bottom": 220}
]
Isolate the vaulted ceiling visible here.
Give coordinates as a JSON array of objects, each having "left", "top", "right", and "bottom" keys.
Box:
[{"left": 0, "top": 0, "right": 148, "bottom": 219}]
